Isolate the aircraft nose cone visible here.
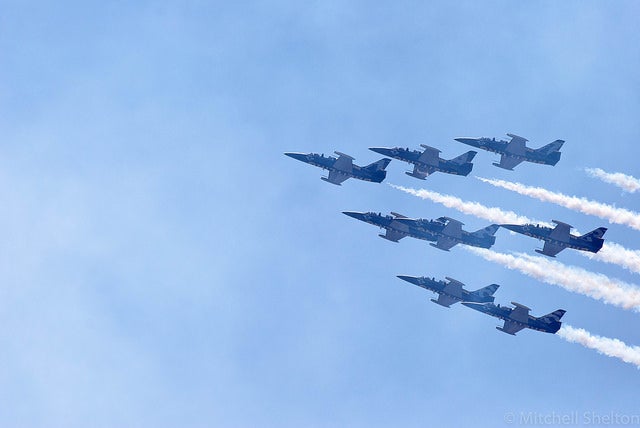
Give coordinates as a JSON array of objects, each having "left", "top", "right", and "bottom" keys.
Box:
[
  {"left": 454, "top": 137, "right": 476, "bottom": 144},
  {"left": 396, "top": 275, "right": 419, "bottom": 284},
  {"left": 284, "top": 152, "right": 307, "bottom": 162},
  {"left": 342, "top": 211, "right": 366, "bottom": 221},
  {"left": 369, "top": 147, "right": 393, "bottom": 156}
]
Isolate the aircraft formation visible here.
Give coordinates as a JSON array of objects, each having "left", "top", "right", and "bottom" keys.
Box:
[
  {"left": 397, "top": 275, "right": 564, "bottom": 335},
  {"left": 286, "top": 133, "right": 601, "bottom": 336}
]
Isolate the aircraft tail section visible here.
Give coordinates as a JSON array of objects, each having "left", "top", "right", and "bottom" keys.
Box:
[
  {"left": 580, "top": 227, "right": 607, "bottom": 241},
  {"left": 537, "top": 139, "right": 565, "bottom": 154},
  {"left": 540, "top": 309, "right": 566, "bottom": 323},
  {"left": 365, "top": 158, "right": 392, "bottom": 172},
  {"left": 535, "top": 140, "right": 564, "bottom": 165},
  {"left": 472, "top": 224, "right": 500, "bottom": 238},
  {"left": 579, "top": 227, "right": 607, "bottom": 252},
  {"left": 450, "top": 150, "right": 477, "bottom": 164},
  {"left": 470, "top": 283, "right": 500, "bottom": 303}
]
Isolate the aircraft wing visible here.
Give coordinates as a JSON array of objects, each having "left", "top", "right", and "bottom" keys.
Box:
[
  {"left": 432, "top": 293, "right": 458, "bottom": 308},
  {"left": 537, "top": 241, "right": 566, "bottom": 257},
  {"left": 407, "top": 164, "right": 433, "bottom": 179},
  {"left": 548, "top": 221, "right": 572, "bottom": 240},
  {"left": 498, "top": 320, "right": 526, "bottom": 335},
  {"left": 379, "top": 229, "right": 407, "bottom": 242},
  {"left": 332, "top": 152, "right": 354, "bottom": 173},
  {"left": 509, "top": 303, "right": 530, "bottom": 322},
  {"left": 417, "top": 145, "right": 441, "bottom": 166},
  {"left": 443, "top": 277, "right": 464, "bottom": 296},
  {"left": 493, "top": 154, "right": 524, "bottom": 170},
  {"left": 441, "top": 218, "right": 463, "bottom": 238},
  {"left": 431, "top": 236, "right": 458, "bottom": 251},
  {"left": 506, "top": 133, "right": 528, "bottom": 154},
  {"left": 324, "top": 169, "right": 350, "bottom": 185}
]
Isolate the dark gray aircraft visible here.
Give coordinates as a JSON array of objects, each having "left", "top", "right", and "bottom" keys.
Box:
[
  {"left": 395, "top": 216, "right": 500, "bottom": 251},
  {"left": 397, "top": 275, "right": 499, "bottom": 307},
  {"left": 285, "top": 151, "right": 391, "bottom": 185},
  {"left": 368, "top": 145, "right": 477, "bottom": 179},
  {"left": 454, "top": 133, "right": 564, "bottom": 170},
  {"left": 342, "top": 211, "right": 438, "bottom": 242},
  {"left": 343, "top": 212, "right": 499, "bottom": 250},
  {"left": 500, "top": 220, "right": 607, "bottom": 257},
  {"left": 462, "top": 301, "right": 566, "bottom": 335}
]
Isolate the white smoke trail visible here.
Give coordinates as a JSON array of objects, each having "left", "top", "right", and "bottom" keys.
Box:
[
  {"left": 389, "top": 184, "right": 549, "bottom": 226},
  {"left": 391, "top": 183, "right": 640, "bottom": 274},
  {"left": 582, "top": 242, "right": 640, "bottom": 275},
  {"left": 477, "top": 177, "right": 640, "bottom": 231},
  {"left": 585, "top": 167, "right": 640, "bottom": 193},
  {"left": 558, "top": 325, "right": 640, "bottom": 368},
  {"left": 464, "top": 247, "right": 640, "bottom": 311}
]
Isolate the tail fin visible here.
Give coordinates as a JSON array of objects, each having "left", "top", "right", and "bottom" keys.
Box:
[
  {"left": 537, "top": 139, "right": 565, "bottom": 154},
  {"left": 365, "top": 158, "right": 392, "bottom": 172},
  {"left": 472, "top": 224, "right": 500, "bottom": 237},
  {"left": 540, "top": 309, "right": 566, "bottom": 323},
  {"left": 470, "top": 283, "right": 500, "bottom": 302},
  {"left": 450, "top": 150, "right": 477, "bottom": 164},
  {"left": 580, "top": 227, "right": 607, "bottom": 241}
]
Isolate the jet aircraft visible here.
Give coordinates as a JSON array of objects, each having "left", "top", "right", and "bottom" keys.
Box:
[
  {"left": 500, "top": 220, "right": 607, "bottom": 257},
  {"left": 343, "top": 212, "right": 499, "bottom": 250},
  {"left": 368, "top": 145, "right": 477, "bottom": 179},
  {"left": 395, "top": 216, "right": 499, "bottom": 251},
  {"left": 462, "top": 301, "right": 566, "bottom": 335},
  {"left": 284, "top": 151, "right": 391, "bottom": 185},
  {"left": 341, "top": 211, "right": 438, "bottom": 242},
  {"left": 397, "top": 275, "right": 499, "bottom": 307},
  {"left": 454, "top": 133, "right": 564, "bottom": 170}
]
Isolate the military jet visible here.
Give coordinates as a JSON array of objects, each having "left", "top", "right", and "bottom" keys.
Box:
[
  {"left": 395, "top": 216, "right": 500, "bottom": 251},
  {"left": 454, "top": 133, "right": 564, "bottom": 170},
  {"left": 500, "top": 220, "right": 607, "bottom": 257},
  {"left": 284, "top": 151, "right": 391, "bottom": 185},
  {"left": 342, "top": 211, "right": 438, "bottom": 242},
  {"left": 343, "top": 212, "right": 499, "bottom": 250},
  {"left": 368, "top": 145, "right": 477, "bottom": 180},
  {"left": 462, "top": 301, "right": 566, "bottom": 335},
  {"left": 397, "top": 275, "right": 499, "bottom": 307}
]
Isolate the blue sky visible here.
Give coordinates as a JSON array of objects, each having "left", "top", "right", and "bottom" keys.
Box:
[{"left": 1, "top": 1, "right": 639, "bottom": 427}]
